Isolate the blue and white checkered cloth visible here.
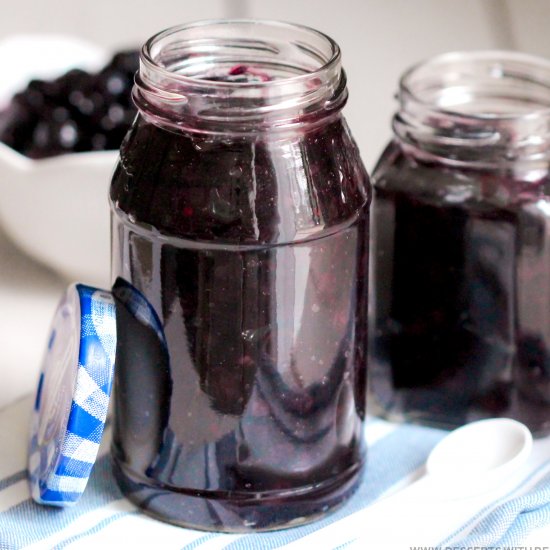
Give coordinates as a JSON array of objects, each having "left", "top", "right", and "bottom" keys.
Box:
[{"left": 2, "top": 396, "right": 550, "bottom": 549}]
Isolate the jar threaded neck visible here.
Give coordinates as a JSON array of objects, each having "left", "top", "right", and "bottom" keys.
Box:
[
  {"left": 394, "top": 50, "right": 550, "bottom": 170},
  {"left": 133, "top": 20, "right": 348, "bottom": 135}
]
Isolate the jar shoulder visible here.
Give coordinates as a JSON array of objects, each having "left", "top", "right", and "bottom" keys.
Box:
[
  {"left": 373, "top": 141, "right": 550, "bottom": 213},
  {"left": 110, "top": 116, "right": 370, "bottom": 244}
]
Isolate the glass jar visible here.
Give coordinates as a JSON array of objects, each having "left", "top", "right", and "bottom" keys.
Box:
[
  {"left": 109, "top": 20, "right": 370, "bottom": 531},
  {"left": 370, "top": 51, "right": 550, "bottom": 435}
]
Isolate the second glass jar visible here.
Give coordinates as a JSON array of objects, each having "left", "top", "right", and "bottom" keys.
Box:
[{"left": 370, "top": 51, "right": 550, "bottom": 435}]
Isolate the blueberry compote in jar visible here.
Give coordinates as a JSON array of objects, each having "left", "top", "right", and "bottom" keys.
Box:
[
  {"left": 371, "top": 51, "right": 550, "bottom": 435},
  {"left": 110, "top": 21, "right": 370, "bottom": 531}
]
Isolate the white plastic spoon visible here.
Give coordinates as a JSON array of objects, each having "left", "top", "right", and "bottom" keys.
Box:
[
  {"left": 282, "top": 418, "right": 533, "bottom": 550},
  {"left": 425, "top": 417, "right": 532, "bottom": 497}
]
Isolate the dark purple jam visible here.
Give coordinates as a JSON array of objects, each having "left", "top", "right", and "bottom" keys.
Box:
[
  {"left": 109, "top": 114, "right": 370, "bottom": 531},
  {"left": 370, "top": 142, "right": 550, "bottom": 435}
]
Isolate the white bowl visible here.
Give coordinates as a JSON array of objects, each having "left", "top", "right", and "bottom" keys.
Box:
[
  {"left": 0, "top": 35, "right": 117, "bottom": 286},
  {"left": 0, "top": 144, "right": 117, "bottom": 286}
]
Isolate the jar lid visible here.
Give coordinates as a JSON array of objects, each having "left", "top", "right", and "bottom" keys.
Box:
[{"left": 28, "top": 283, "right": 117, "bottom": 506}]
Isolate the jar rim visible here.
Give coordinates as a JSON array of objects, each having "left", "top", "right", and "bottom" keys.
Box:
[
  {"left": 394, "top": 50, "right": 550, "bottom": 169},
  {"left": 399, "top": 50, "right": 550, "bottom": 122},
  {"left": 135, "top": 19, "right": 347, "bottom": 134},
  {"left": 142, "top": 19, "right": 342, "bottom": 89}
]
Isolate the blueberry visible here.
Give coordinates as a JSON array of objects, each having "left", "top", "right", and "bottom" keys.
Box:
[
  {"left": 52, "top": 107, "right": 69, "bottom": 122},
  {"left": 32, "top": 122, "right": 50, "bottom": 149},
  {"left": 92, "top": 133, "right": 107, "bottom": 150},
  {"left": 59, "top": 121, "right": 78, "bottom": 149},
  {"left": 110, "top": 51, "right": 140, "bottom": 74}
]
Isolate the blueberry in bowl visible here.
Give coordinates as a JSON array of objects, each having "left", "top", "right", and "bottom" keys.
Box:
[{"left": 0, "top": 50, "right": 138, "bottom": 159}]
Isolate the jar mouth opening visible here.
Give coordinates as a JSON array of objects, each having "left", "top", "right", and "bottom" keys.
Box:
[
  {"left": 136, "top": 19, "right": 347, "bottom": 133},
  {"left": 142, "top": 19, "right": 342, "bottom": 89},
  {"left": 395, "top": 50, "right": 550, "bottom": 169},
  {"left": 399, "top": 50, "right": 550, "bottom": 122}
]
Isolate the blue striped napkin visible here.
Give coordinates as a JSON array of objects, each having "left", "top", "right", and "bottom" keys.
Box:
[{"left": 1, "top": 396, "right": 550, "bottom": 549}]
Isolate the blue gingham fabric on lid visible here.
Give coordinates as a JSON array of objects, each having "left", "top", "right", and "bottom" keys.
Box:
[{"left": 28, "top": 284, "right": 116, "bottom": 506}]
